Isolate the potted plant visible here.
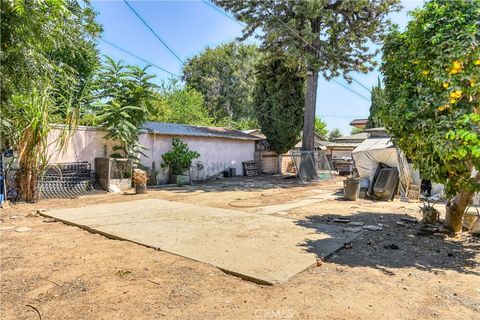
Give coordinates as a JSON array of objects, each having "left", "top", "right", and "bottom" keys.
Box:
[{"left": 161, "top": 138, "right": 200, "bottom": 186}]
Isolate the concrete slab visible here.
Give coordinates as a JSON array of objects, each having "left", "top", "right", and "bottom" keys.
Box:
[
  {"left": 252, "top": 189, "right": 338, "bottom": 215},
  {"left": 43, "top": 199, "right": 359, "bottom": 285}
]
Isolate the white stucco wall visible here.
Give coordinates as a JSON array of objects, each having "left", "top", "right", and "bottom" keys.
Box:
[{"left": 47, "top": 128, "right": 256, "bottom": 184}]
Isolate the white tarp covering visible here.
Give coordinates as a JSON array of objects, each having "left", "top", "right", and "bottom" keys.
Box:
[
  {"left": 352, "top": 137, "right": 444, "bottom": 198},
  {"left": 352, "top": 138, "right": 411, "bottom": 197},
  {"left": 352, "top": 138, "right": 398, "bottom": 179}
]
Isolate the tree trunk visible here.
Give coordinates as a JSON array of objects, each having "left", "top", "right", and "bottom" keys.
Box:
[
  {"left": 19, "top": 167, "right": 39, "bottom": 203},
  {"left": 302, "top": 16, "right": 321, "bottom": 152},
  {"left": 445, "top": 191, "right": 473, "bottom": 234},
  {"left": 444, "top": 170, "right": 480, "bottom": 234},
  {"left": 276, "top": 154, "right": 283, "bottom": 174},
  {"left": 302, "top": 69, "right": 318, "bottom": 152}
]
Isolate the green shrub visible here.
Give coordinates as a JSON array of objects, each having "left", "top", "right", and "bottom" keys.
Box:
[{"left": 161, "top": 138, "right": 200, "bottom": 175}]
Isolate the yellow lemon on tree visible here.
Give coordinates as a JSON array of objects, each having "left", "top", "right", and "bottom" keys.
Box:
[
  {"left": 450, "top": 89, "right": 462, "bottom": 99},
  {"left": 443, "top": 82, "right": 449, "bottom": 89},
  {"left": 452, "top": 61, "right": 462, "bottom": 69}
]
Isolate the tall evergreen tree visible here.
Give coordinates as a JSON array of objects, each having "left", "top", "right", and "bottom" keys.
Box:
[
  {"left": 254, "top": 53, "right": 304, "bottom": 154},
  {"left": 213, "top": 0, "right": 399, "bottom": 150},
  {"left": 366, "top": 78, "right": 386, "bottom": 128}
]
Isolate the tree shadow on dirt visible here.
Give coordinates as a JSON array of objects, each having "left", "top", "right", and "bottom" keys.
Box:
[{"left": 295, "top": 211, "right": 480, "bottom": 276}]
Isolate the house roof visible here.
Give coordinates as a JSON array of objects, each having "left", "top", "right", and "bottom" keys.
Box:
[
  {"left": 241, "top": 129, "right": 266, "bottom": 139},
  {"left": 349, "top": 119, "right": 369, "bottom": 129},
  {"left": 363, "top": 127, "right": 389, "bottom": 138},
  {"left": 294, "top": 139, "right": 330, "bottom": 149},
  {"left": 326, "top": 142, "right": 361, "bottom": 149},
  {"left": 143, "top": 122, "right": 260, "bottom": 141},
  {"left": 242, "top": 129, "right": 259, "bottom": 135},
  {"left": 333, "top": 132, "right": 369, "bottom": 142}
]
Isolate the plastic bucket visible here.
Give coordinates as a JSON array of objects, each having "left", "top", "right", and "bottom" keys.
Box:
[
  {"left": 343, "top": 179, "right": 360, "bottom": 201},
  {"left": 359, "top": 178, "right": 370, "bottom": 199}
]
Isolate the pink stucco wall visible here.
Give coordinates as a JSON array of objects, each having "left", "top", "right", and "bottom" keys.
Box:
[
  {"left": 47, "top": 127, "right": 256, "bottom": 183},
  {"left": 139, "top": 133, "right": 255, "bottom": 183},
  {"left": 47, "top": 127, "right": 118, "bottom": 166}
]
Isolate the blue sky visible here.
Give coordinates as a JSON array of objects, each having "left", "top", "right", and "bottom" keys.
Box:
[{"left": 93, "top": 0, "right": 423, "bottom": 135}]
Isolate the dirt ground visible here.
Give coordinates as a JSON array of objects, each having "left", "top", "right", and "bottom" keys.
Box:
[{"left": 1, "top": 176, "right": 479, "bottom": 320}]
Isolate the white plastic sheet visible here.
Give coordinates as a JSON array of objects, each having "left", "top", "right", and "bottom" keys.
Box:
[
  {"left": 352, "top": 138, "right": 445, "bottom": 198},
  {"left": 352, "top": 138, "right": 409, "bottom": 197},
  {"left": 352, "top": 138, "right": 397, "bottom": 179}
]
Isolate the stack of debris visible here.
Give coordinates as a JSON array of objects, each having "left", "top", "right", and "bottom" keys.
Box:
[{"left": 242, "top": 161, "right": 258, "bottom": 177}]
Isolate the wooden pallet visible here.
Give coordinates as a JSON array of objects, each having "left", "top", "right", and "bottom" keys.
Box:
[{"left": 242, "top": 161, "right": 258, "bottom": 176}]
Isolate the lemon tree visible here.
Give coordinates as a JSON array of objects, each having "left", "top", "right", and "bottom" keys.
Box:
[{"left": 380, "top": 0, "right": 480, "bottom": 233}]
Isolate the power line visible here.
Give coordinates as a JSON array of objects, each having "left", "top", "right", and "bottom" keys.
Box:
[
  {"left": 105, "top": 3, "right": 363, "bottom": 130},
  {"left": 201, "top": 0, "right": 240, "bottom": 25},
  {"left": 123, "top": 0, "right": 184, "bottom": 64},
  {"left": 329, "top": 80, "right": 371, "bottom": 102},
  {"left": 101, "top": 41, "right": 345, "bottom": 130},
  {"left": 100, "top": 39, "right": 179, "bottom": 77},
  {"left": 256, "top": 111, "right": 302, "bottom": 129},
  {"left": 200, "top": 1, "right": 370, "bottom": 128},
  {"left": 102, "top": 40, "right": 302, "bottom": 130},
  {"left": 201, "top": 0, "right": 372, "bottom": 99},
  {"left": 318, "top": 114, "right": 367, "bottom": 119}
]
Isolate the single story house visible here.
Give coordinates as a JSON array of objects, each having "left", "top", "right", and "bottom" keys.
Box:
[
  {"left": 47, "top": 122, "right": 260, "bottom": 184},
  {"left": 325, "top": 132, "right": 369, "bottom": 160}
]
